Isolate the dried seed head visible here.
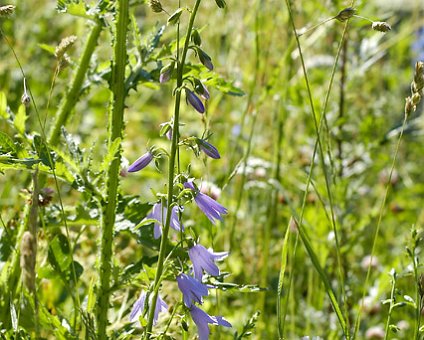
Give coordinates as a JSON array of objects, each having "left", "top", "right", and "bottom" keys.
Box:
[
  {"left": 55, "top": 35, "right": 77, "bottom": 60},
  {"left": 38, "top": 187, "right": 54, "bottom": 207},
  {"left": 335, "top": 7, "right": 356, "bottom": 22},
  {"left": 411, "top": 92, "right": 421, "bottom": 106},
  {"left": 371, "top": 21, "right": 391, "bottom": 33},
  {"left": 21, "top": 93, "right": 31, "bottom": 108},
  {"left": 0, "top": 5, "right": 15, "bottom": 17},
  {"left": 405, "top": 97, "right": 415, "bottom": 116},
  {"left": 412, "top": 61, "right": 424, "bottom": 95},
  {"left": 149, "top": 0, "right": 163, "bottom": 13},
  {"left": 20, "top": 231, "right": 36, "bottom": 290}
]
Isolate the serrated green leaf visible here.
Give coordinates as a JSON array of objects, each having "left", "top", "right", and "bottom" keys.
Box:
[
  {"left": 57, "top": 1, "right": 94, "bottom": 20},
  {"left": 48, "top": 234, "right": 72, "bottom": 272},
  {"left": 99, "top": 137, "right": 121, "bottom": 173},
  {"left": 14, "top": 105, "right": 27, "bottom": 135},
  {"left": 33, "top": 135, "right": 55, "bottom": 168},
  {"left": 207, "top": 77, "right": 245, "bottom": 96},
  {"left": 62, "top": 127, "right": 83, "bottom": 163},
  {"left": 0, "top": 131, "right": 16, "bottom": 154}
]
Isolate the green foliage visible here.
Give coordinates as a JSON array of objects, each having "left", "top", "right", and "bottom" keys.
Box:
[{"left": 0, "top": 0, "right": 423, "bottom": 339}]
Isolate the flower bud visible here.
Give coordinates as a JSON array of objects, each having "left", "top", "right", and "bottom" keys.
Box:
[
  {"left": 335, "top": 7, "right": 356, "bottom": 22},
  {"left": 128, "top": 151, "right": 154, "bottom": 172},
  {"left": 191, "top": 29, "right": 202, "bottom": 46},
  {"left": 159, "top": 62, "right": 175, "bottom": 83},
  {"left": 197, "top": 48, "right": 213, "bottom": 71},
  {"left": 371, "top": 21, "right": 391, "bottom": 32},
  {"left": 196, "top": 138, "right": 220, "bottom": 159},
  {"left": 185, "top": 89, "right": 205, "bottom": 113},
  {"left": 193, "top": 78, "right": 210, "bottom": 100}
]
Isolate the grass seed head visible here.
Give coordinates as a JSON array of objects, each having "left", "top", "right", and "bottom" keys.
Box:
[
  {"left": 0, "top": 5, "right": 15, "bottom": 17},
  {"left": 371, "top": 21, "right": 391, "bottom": 32}
]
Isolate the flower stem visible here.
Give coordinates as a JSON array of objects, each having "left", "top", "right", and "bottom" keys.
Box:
[
  {"left": 95, "top": 1, "right": 129, "bottom": 338},
  {"left": 145, "top": 0, "right": 202, "bottom": 337}
]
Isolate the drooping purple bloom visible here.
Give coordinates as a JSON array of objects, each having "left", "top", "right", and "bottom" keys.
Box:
[
  {"left": 194, "top": 79, "right": 210, "bottom": 100},
  {"left": 184, "top": 181, "right": 228, "bottom": 224},
  {"left": 199, "top": 83, "right": 210, "bottom": 100},
  {"left": 185, "top": 89, "right": 205, "bottom": 113},
  {"left": 128, "top": 152, "right": 153, "bottom": 172},
  {"left": 147, "top": 202, "right": 183, "bottom": 239},
  {"left": 190, "top": 305, "right": 231, "bottom": 340},
  {"left": 177, "top": 273, "right": 209, "bottom": 307},
  {"left": 198, "top": 49, "right": 214, "bottom": 71},
  {"left": 196, "top": 138, "right": 220, "bottom": 159},
  {"left": 189, "top": 244, "right": 228, "bottom": 280},
  {"left": 159, "top": 62, "right": 174, "bottom": 83},
  {"left": 130, "top": 291, "right": 168, "bottom": 326}
]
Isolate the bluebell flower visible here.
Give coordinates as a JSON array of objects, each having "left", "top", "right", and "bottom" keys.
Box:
[
  {"left": 147, "top": 202, "right": 183, "bottom": 239},
  {"left": 194, "top": 79, "right": 210, "bottom": 100},
  {"left": 190, "top": 305, "right": 231, "bottom": 340},
  {"left": 198, "top": 49, "right": 214, "bottom": 71},
  {"left": 185, "top": 89, "right": 205, "bottom": 113},
  {"left": 177, "top": 273, "right": 209, "bottom": 307},
  {"left": 189, "top": 244, "right": 228, "bottom": 280},
  {"left": 199, "top": 83, "right": 210, "bottom": 100},
  {"left": 128, "top": 152, "right": 153, "bottom": 172},
  {"left": 184, "top": 181, "right": 228, "bottom": 224},
  {"left": 196, "top": 138, "right": 220, "bottom": 159},
  {"left": 130, "top": 291, "right": 168, "bottom": 326}
]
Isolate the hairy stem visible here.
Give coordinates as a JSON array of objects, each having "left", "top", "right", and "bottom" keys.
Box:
[
  {"left": 95, "top": 2, "right": 128, "bottom": 338},
  {"left": 49, "top": 19, "right": 103, "bottom": 146}
]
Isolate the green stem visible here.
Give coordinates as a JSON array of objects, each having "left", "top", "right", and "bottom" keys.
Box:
[
  {"left": 384, "top": 271, "right": 396, "bottom": 339},
  {"left": 353, "top": 113, "right": 408, "bottom": 337},
  {"left": 145, "top": 1, "right": 202, "bottom": 337},
  {"left": 49, "top": 19, "right": 103, "bottom": 146},
  {"left": 284, "top": 0, "right": 350, "bottom": 337},
  {"left": 95, "top": 2, "right": 128, "bottom": 338}
]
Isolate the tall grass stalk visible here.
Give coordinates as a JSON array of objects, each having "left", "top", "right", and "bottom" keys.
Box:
[
  {"left": 145, "top": 0, "right": 203, "bottom": 336},
  {"left": 282, "top": 0, "right": 353, "bottom": 337},
  {"left": 95, "top": 1, "right": 129, "bottom": 337},
  {"left": 354, "top": 112, "right": 409, "bottom": 337}
]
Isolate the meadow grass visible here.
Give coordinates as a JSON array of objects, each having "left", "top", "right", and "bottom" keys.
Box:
[{"left": 0, "top": 1, "right": 423, "bottom": 339}]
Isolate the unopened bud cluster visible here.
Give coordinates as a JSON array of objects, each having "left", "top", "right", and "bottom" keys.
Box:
[{"left": 405, "top": 61, "right": 424, "bottom": 116}]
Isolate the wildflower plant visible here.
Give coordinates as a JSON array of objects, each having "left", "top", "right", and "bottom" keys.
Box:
[{"left": 123, "top": 0, "right": 233, "bottom": 338}]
